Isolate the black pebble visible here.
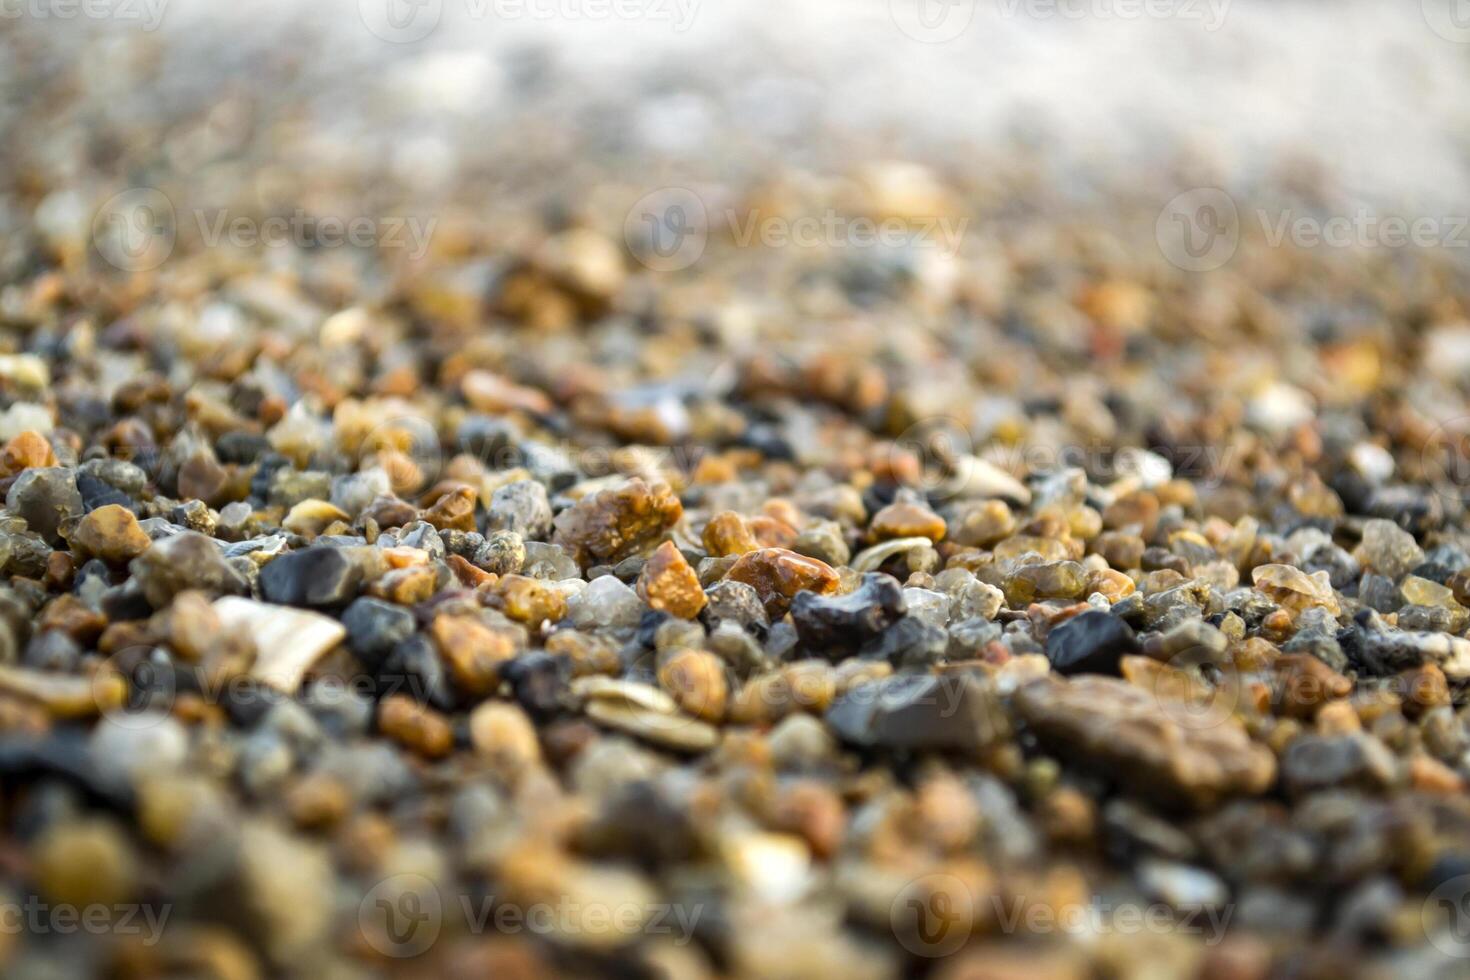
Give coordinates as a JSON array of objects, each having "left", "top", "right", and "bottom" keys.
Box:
[{"left": 1043, "top": 611, "right": 1138, "bottom": 676}]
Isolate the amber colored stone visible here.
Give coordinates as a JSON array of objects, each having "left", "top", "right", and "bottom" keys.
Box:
[
  {"left": 770, "top": 780, "right": 846, "bottom": 858},
  {"left": 637, "top": 541, "right": 707, "bottom": 619},
  {"left": 447, "top": 554, "right": 497, "bottom": 589},
  {"left": 461, "top": 369, "right": 554, "bottom": 415},
  {"left": 656, "top": 648, "right": 727, "bottom": 722},
  {"left": 378, "top": 694, "right": 453, "bottom": 759},
  {"left": 429, "top": 614, "right": 517, "bottom": 696},
  {"left": 362, "top": 495, "right": 418, "bottom": 529},
  {"left": 492, "top": 574, "right": 568, "bottom": 626},
  {"left": 70, "top": 504, "right": 151, "bottom": 565},
  {"left": 725, "top": 548, "right": 840, "bottom": 617},
  {"left": 869, "top": 500, "right": 946, "bottom": 543},
  {"left": 37, "top": 595, "right": 108, "bottom": 645},
  {"left": 286, "top": 773, "right": 350, "bottom": 829},
  {"left": 366, "top": 566, "right": 439, "bottom": 605},
  {"left": 421, "top": 484, "right": 477, "bottom": 532},
  {"left": 1271, "top": 654, "right": 1352, "bottom": 719},
  {"left": 0, "top": 431, "right": 57, "bottom": 475},
  {"left": 551, "top": 478, "right": 683, "bottom": 566},
  {"left": 1103, "top": 491, "right": 1160, "bottom": 535},
  {"left": 703, "top": 511, "right": 760, "bottom": 557},
  {"left": 1409, "top": 753, "right": 1465, "bottom": 793},
  {"left": 748, "top": 515, "right": 798, "bottom": 550},
  {"left": 1085, "top": 567, "right": 1135, "bottom": 602},
  {"left": 1399, "top": 663, "right": 1451, "bottom": 717},
  {"left": 43, "top": 551, "right": 74, "bottom": 591}
]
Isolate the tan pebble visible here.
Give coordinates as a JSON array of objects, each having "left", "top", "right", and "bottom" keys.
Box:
[
  {"left": 282, "top": 499, "right": 350, "bottom": 538},
  {"left": 725, "top": 548, "right": 839, "bottom": 617},
  {"left": 31, "top": 819, "right": 137, "bottom": 908},
  {"left": 420, "top": 484, "right": 477, "bottom": 532},
  {"left": 70, "top": 504, "right": 151, "bottom": 565},
  {"left": 469, "top": 700, "right": 542, "bottom": 774},
  {"left": 870, "top": 500, "right": 946, "bottom": 543},
  {"left": 657, "top": 649, "right": 728, "bottom": 722},
  {"left": 378, "top": 694, "right": 453, "bottom": 759}
]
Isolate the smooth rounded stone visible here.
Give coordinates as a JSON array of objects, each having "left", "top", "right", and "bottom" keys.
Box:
[
  {"left": 214, "top": 596, "right": 347, "bottom": 694},
  {"left": 6, "top": 467, "right": 82, "bottom": 545},
  {"left": 657, "top": 648, "right": 728, "bottom": 721},
  {"left": 129, "top": 531, "right": 248, "bottom": 608},
  {"left": 568, "top": 574, "right": 644, "bottom": 630},
  {"left": 69, "top": 503, "right": 151, "bottom": 565},
  {"left": 1013, "top": 676, "right": 1276, "bottom": 810},
  {"left": 768, "top": 712, "right": 838, "bottom": 770},
  {"left": 257, "top": 698, "right": 324, "bottom": 755},
  {"left": 23, "top": 629, "right": 81, "bottom": 671},
  {"left": 1280, "top": 733, "right": 1398, "bottom": 796},
  {"left": 487, "top": 479, "right": 554, "bottom": 539},
  {"left": 469, "top": 700, "right": 542, "bottom": 773},
  {"left": 0, "top": 524, "right": 52, "bottom": 578},
  {"left": 329, "top": 468, "right": 390, "bottom": 518},
  {"left": 235, "top": 820, "right": 334, "bottom": 962},
  {"left": 341, "top": 597, "right": 416, "bottom": 669},
  {"left": 89, "top": 712, "right": 190, "bottom": 792},
  {"left": 1044, "top": 611, "right": 1139, "bottom": 676},
  {"left": 1354, "top": 519, "right": 1424, "bottom": 581},
  {"left": 701, "top": 579, "right": 770, "bottom": 635},
  {"left": 824, "top": 673, "right": 1008, "bottom": 752},
  {"left": 1004, "top": 560, "right": 1087, "bottom": 606},
  {"left": 299, "top": 680, "right": 374, "bottom": 737},
  {"left": 790, "top": 572, "right": 905, "bottom": 660},
  {"left": 258, "top": 546, "right": 363, "bottom": 608},
  {"left": 1137, "top": 859, "right": 1229, "bottom": 909},
  {"left": 30, "top": 817, "right": 138, "bottom": 909},
  {"left": 236, "top": 731, "right": 294, "bottom": 796}
]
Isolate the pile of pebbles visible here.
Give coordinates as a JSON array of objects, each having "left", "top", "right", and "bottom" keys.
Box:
[{"left": 7, "top": 16, "right": 1470, "bottom": 980}]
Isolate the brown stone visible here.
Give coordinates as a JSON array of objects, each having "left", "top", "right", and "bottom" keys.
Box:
[
  {"left": 637, "top": 541, "right": 707, "bottom": 619},
  {"left": 366, "top": 566, "right": 439, "bottom": 605},
  {"left": 725, "top": 548, "right": 839, "bottom": 617},
  {"left": 378, "top": 694, "right": 453, "bottom": 759},
  {"left": 1271, "top": 654, "right": 1352, "bottom": 719},
  {"left": 1013, "top": 675, "right": 1276, "bottom": 810},
  {"left": 552, "top": 478, "right": 683, "bottom": 566},
  {"left": 421, "top": 484, "right": 477, "bottom": 532}
]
